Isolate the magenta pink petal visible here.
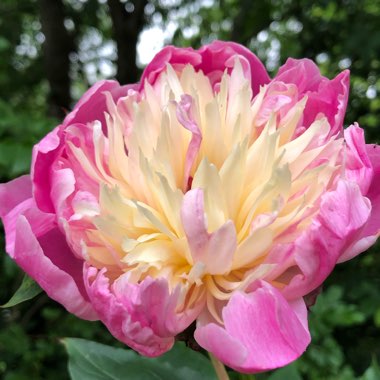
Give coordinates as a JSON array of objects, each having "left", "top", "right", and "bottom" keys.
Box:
[
  {"left": 63, "top": 80, "right": 124, "bottom": 127},
  {"left": 340, "top": 143, "right": 380, "bottom": 262},
  {"left": 14, "top": 216, "right": 97, "bottom": 320},
  {"left": 195, "top": 281, "right": 310, "bottom": 373},
  {"left": 0, "top": 175, "right": 32, "bottom": 217},
  {"left": 275, "top": 58, "right": 322, "bottom": 93},
  {"left": 304, "top": 70, "right": 349, "bottom": 136},
  {"left": 32, "top": 80, "right": 129, "bottom": 213},
  {"left": 275, "top": 58, "right": 349, "bottom": 135},
  {"left": 364, "top": 144, "right": 380, "bottom": 236},
  {"left": 140, "top": 46, "right": 202, "bottom": 86},
  {"left": 344, "top": 124, "right": 373, "bottom": 194},
  {"left": 31, "top": 127, "right": 63, "bottom": 213},
  {"left": 0, "top": 176, "right": 54, "bottom": 254},
  {"left": 141, "top": 41, "right": 270, "bottom": 96},
  {"left": 198, "top": 40, "right": 270, "bottom": 94},
  {"left": 85, "top": 268, "right": 200, "bottom": 356},
  {"left": 283, "top": 180, "right": 371, "bottom": 298}
]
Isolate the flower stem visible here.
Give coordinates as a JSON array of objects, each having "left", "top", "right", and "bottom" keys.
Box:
[
  {"left": 209, "top": 352, "right": 230, "bottom": 380},
  {"left": 238, "top": 374, "right": 256, "bottom": 380}
]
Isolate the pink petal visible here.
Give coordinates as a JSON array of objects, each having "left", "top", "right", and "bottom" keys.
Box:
[
  {"left": 0, "top": 175, "right": 32, "bottom": 218},
  {"left": 62, "top": 80, "right": 128, "bottom": 127},
  {"left": 180, "top": 189, "right": 209, "bottom": 255},
  {"left": 283, "top": 180, "right": 371, "bottom": 298},
  {"left": 32, "top": 80, "right": 130, "bottom": 213},
  {"left": 275, "top": 58, "right": 349, "bottom": 135},
  {"left": 140, "top": 46, "right": 202, "bottom": 86},
  {"left": 319, "top": 180, "right": 371, "bottom": 239},
  {"left": 198, "top": 40, "right": 270, "bottom": 95},
  {"left": 0, "top": 176, "right": 54, "bottom": 254},
  {"left": 340, "top": 143, "right": 380, "bottom": 261},
  {"left": 13, "top": 216, "right": 96, "bottom": 320},
  {"left": 176, "top": 95, "right": 202, "bottom": 191},
  {"left": 344, "top": 124, "right": 373, "bottom": 194},
  {"left": 181, "top": 189, "right": 237, "bottom": 274},
  {"left": 195, "top": 281, "right": 310, "bottom": 373},
  {"left": 141, "top": 41, "right": 270, "bottom": 96},
  {"left": 31, "top": 127, "right": 62, "bottom": 213},
  {"left": 364, "top": 143, "right": 380, "bottom": 236},
  {"left": 0, "top": 176, "right": 96, "bottom": 319},
  {"left": 50, "top": 168, "right": 76, "bottom": 217},
  {"left": 85, "top": 268, "right": 201, "bottom": 356}
]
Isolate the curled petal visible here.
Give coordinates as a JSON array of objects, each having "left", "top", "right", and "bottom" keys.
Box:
[
  {"left": 31, "top": 127, "right": 63, "bottom": 213},
  {"left": 176, "top": 94, "right": 202, "bottom": 190},
  {"left": 283, "top": 180, "right": 371, "bottom": 298},
  {"left": 341, "top": 143, "right": 380, "bottom": 262},
  {"left": 0, "top": 176, "right": 96, "bottom": 319},
  {"left": 141, "top": 40, "right": 270, "bottom": 95},
  {"left": 15, "top": 217, "right": 96, "bottom": 319},
  {"left": 275, "top": 58, "right": 349, "bottom": 135},
  {"left": 198, "top": 40, "right": 270, "bottom": 94},
  {"left": 63, "top": 80, "right": 131, "bottom": 127},
  {"left": 364, "top": 143, "right": 380, "bottom": 237},
  {"left": 195, "top": 281, "right": 310, "bottom": 373},
  {"left": 0, "top": 176, "right": 55, "bottom": 254},
  {"left": 140, "top": 47, "right": 202, "bottom": 86},
  {"left": 181, "top": 189, "right": 237, "bottom": 275},
  {"left": 85, "top": 267, "right": 201, "bottom": 357},
  {"left": 344, "top": 123, "right": 373, "bottom": 194},
  {"left": 32, "top": 80, "right": 131, "bottom": 213}
]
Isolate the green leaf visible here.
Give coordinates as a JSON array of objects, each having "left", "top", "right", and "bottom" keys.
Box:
[
  {"left": 63, "top": 338, "right": 217, "bottom": 380},
  {"left": 0, "top": 37, "right": 10, "bottom": 52},
  {"left": 361, "top": 359, "right": 380, "bottom": 380},
  {"left": 1, "top": 274, "right": 42, "bottom": 308},
  {"left": 267, "top": 364, "right": 302, "bottom": 380}
]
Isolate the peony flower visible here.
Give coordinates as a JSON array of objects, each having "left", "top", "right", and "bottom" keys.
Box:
[{"left": 1, "top": 41, "right": 379, "bottom": 373}]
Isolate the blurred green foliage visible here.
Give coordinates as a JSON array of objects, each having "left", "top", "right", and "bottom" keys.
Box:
[{"left": 0, "top": 0, "right": 379, "bottom": 379}]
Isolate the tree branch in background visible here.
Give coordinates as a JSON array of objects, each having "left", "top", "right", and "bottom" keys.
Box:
[
  {"left": 38, "top": 0, "right": 73, "bottom": 119},
  {"left": 107, "top": 0, "right": 148, "bottom": 84}
]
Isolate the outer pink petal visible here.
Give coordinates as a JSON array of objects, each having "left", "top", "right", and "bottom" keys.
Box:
[
  {"left": 141, "top": 40, "right": 270, "bottom": 96},
  {"left": 195, "top": 281, "right": 310, "bottom": 373},
  {"left": 32, "top": 80, "right": 130, "bottom": 213},
  {"left": 198, "top": 40, "right": 270, "bottom": 95},
  {"left": 0, "top": 176, "right": 55, "bottom": 254},
  {"left": 0, "top": 175, "right": 32, "bottom": 217},
  {"left": 62, "top": 80, "right": 132, "bottom": 127},
  {"left": 340, "top": 143, "right": 380, "bottom": 261},
  {"left": 0, "top": 176, "right": 97, "bottom": 320},
  {"left": 31, "top": 127, "right": 62, "bottom": 213},
  {"left": 140, "top": 46, "right": 202, "bottom": 86},
  {"left": 283, "top": 180, "right": 371, "bottom": 298},
  {"left": 365, "top": 143, "right": 380, "bottom": 236},
  {"left": 13, "top": 217, "right": 97, "bottom": 320},
  {"left": 85, "top": 267, "right": 201, "bottom": 357},
  {"left": 275, "top": 58, "right": 322, "bottom": 92},
  {"left": 275, "top": 58, "right": 349, "bottom": 135},
  {"left": 344, "top": 124, "right": 373, "bottom": 194}
]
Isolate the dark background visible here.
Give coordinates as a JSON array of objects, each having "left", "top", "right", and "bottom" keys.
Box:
[{"left": 0, "top": 1, "right": 379, "bottom": 379}]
